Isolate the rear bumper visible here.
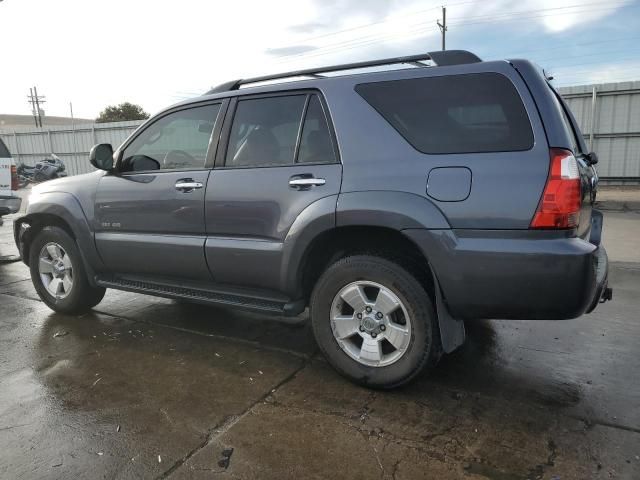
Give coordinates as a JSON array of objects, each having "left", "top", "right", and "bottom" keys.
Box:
[
  {"left": 0, "top": 196, "right": 21, "bottom": 216},
  {"left": 403, "top": 212, "right": 610, "bottom": 320}
]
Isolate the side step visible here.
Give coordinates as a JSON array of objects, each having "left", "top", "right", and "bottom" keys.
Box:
[{"left": 96, "top": 276, "right": 305, "bottom": 315}]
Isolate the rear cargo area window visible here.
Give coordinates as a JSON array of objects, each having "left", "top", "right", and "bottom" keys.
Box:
[{"left": 355, "top": 73, "right": 534, "bottom": 154}]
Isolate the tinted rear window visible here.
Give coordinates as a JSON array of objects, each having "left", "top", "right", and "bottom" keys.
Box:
[
  {"left": 0, "top": 139, "right": 10, "bottom": 157},
  {"left": 355, "top": 73, "right": 534, "bottom": 154}
]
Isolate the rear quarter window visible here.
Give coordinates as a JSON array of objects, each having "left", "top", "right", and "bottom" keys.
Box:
[
  {"left": 0, "top": 139, "right": 10, "bottom": 158},
  {"left": 355, "top": 72, "right": 534, "bottom": 154}
]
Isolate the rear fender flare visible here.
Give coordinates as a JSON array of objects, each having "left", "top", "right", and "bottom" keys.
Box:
[
  {"left": 280, "top": 195, "right": 338, "bottom": 297},
  {"left": 282, "top": 191, "right": 452, "bottom": 297},
  {"left": 336, "top": 191, "right": 450, "bottom": 229}
]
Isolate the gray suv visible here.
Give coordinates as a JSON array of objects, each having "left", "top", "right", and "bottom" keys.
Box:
[{"left": 14, "top": 51, "right": 611, "bottom": 388}]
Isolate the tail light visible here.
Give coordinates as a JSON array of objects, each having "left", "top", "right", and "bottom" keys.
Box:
[
  {"left": 531, "top": 148, "right": 581, "bottom": 229},
  {"left": 10, "top": 164, "right": 18, "bottom": 191}
]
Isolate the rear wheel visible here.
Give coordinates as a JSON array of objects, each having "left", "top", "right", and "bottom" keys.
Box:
[
  {"left": 29, "top": 226, "right": 106, "bottom": 314},
  {"left": 310, "top": 255, "right": 440, "bottom": 389}
]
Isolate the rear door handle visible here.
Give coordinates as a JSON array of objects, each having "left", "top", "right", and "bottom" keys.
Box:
[
  {"left": 175, "top": 179, "right": 203, "bottom": 193},
  {"left": 289, "top": 177, "right": 326, "bottom": 188}
]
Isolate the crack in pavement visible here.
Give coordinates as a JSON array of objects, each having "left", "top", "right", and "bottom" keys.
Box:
[
  {"left": 157, "top": 354, "right": 315, "bottom": 479},
  {"left": 0, "top": 423, "right": 32, "bottom": 431},
  {"left": 569, "top": 415, "right": 640, "bottom": 434},
  {"left": 0, "top": 278, "right": 30, "bottom": 287}
]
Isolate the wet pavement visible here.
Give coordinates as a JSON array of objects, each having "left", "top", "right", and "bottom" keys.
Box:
[{"left": 1, "top": 212, "right": 639, "bottom": 479}]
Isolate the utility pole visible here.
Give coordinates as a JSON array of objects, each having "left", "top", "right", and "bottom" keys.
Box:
[
  {"left": 437, "top": 6, "right": 447, "bottom": 51},
  {"left": 27, "top": 86, "right": 46, "bottom": 127},
  {"left": 70, "top": 102, "right": 78, "bottom": 175},
  {"left": 28, "top": 88, "right": 38, "bottom": 127}
]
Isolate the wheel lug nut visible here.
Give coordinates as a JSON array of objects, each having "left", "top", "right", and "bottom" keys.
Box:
[
  {"left": 365, "top": 306, "right": 372, "bottom": 313},
  {"left": 356, "top": 313, "right": 362, "bottom": 319},
  {"left": 371, "top": 332, "right": 377, "bottom": 338},
  {"left": 359, "top": 326, "right": 365, "bottom": 332},
  {"left": 380, "top": 324, "right": 386, "bottom": 331},
  {"left": 376, "top": 312, "right": 383, "bottom": 319}
]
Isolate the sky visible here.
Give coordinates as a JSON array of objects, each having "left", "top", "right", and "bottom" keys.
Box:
[{"left": 0, "top": 0, "right": 639, "bottom": 119}]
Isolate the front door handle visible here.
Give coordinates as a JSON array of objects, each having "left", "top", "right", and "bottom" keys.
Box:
[
  {"left": 175, "top": 180, "right": 203, "bottom": 193},
  {"left": 289, "top": 177, "right": 326, "bottom": 188}
]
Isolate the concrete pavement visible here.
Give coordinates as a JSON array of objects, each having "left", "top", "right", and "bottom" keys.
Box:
[{"left": 0, "top": 211, "right": 639, "bottom": 479}]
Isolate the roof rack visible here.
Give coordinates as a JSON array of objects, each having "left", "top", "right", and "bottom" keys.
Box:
[{"left": 206, "top": 50, "right": 481, "bottom": 94}]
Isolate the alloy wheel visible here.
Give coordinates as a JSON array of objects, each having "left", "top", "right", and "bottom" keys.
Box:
[
  {"left": 330, "top": 281, "right": 412, "bottom": 367},
  {"left": 38, "top": 242, "right": 73, "bottom": 299}
]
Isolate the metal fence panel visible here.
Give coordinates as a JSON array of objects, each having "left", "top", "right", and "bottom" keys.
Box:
[
  {"left": 0, "top": 120, "right": 142, "bottom": 176},
  {"left": 560, "top": 80, "right": 640, "bottom": 180}
]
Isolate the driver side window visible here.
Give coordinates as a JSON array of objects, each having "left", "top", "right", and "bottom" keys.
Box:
[{"left": 120, "top": 103, "right": 221, "bottom": 172}]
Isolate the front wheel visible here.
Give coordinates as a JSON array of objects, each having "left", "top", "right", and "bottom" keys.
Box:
[
  {"left": 29, "top": 226, "right": 106, "bottom": 314},
  {"left": 310, "top": 255, "right": 441, "bottom": 389}
]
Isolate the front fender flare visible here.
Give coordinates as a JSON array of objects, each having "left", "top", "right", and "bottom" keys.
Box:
[{"left": 15, "top": 191, "right": 103, "bottom": 279}]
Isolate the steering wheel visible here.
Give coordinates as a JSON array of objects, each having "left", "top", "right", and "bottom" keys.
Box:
[{"left": 163, "top": 149, "right": 195, "bottom": 168}]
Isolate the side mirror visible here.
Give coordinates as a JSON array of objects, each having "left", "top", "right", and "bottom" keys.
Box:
[
  {"left": 586, "top": 151, "right": 598, "bottom": 165},
  {"left": 89, "top": 144, "right": 114, "bottom": 171}
]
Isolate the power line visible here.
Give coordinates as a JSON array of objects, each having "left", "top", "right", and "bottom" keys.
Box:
[
  {"left": 269, "top": 20, "right": 439, "bottom": 66},
  {"left": 551, "top": 63, "right": 640, "bottom": 78},
  {"left": 270, "top": 2, "right": 629, "bottom": 66},
  {"left": 536, "top": 48, "right": 638, "bottom": 67},
  {"left": 550, "top": 65, "right": 640, "bottom": 86},
  {"left": 448, "top": 4, "right": 629, "bottom": 26},
  {"left": 272, "top": 0, "right": 629, "bottom": 60},
  {"left": 274, "top": 4, "right": 443, "bottom": 50},
  {"left": 446, "top": 0, "right": 630, "bottom": 22},
  {"left": 500, "top": 35, "right": 640, "bottom": 58}
]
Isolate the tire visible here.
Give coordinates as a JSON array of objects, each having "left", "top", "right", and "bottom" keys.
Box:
[
  {"left": 310, "top": 255, "right": 441, "bottom": 389},
  {"left": 29, "top": 226, "right": 106, "bottom": 314}
]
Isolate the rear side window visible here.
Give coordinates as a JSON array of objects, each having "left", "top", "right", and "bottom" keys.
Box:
[
  {"left": 226, "top": 95, "right": 307, "bottom": 167},
  {"left": 297, "top": 95, "right": 336, "bottom": 164},
  {"left": 551, "top": 88, "right": 583, "bottom": 155},
  {"left": 356, "top": 73, "right": 534, "bottom": 154},
  {"left": 0, "top": 139, "right": 10, "bottom": 158}
]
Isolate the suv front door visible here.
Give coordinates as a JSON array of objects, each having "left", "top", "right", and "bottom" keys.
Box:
[
  {"left": 94, "top": 101, "right": 225, "bottom": 280},
  {"left": 204, "top": 92, "right": 342, "bottom": 293}
]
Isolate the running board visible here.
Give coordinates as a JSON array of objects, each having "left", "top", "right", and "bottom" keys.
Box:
[{"left": 95, "top": 276, "right": 306, "bottom": 316}]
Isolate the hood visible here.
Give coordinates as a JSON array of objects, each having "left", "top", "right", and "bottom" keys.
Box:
[
  {"left": 32, "top": 170, "right": 105, "bottom": 195},
  {"left": 25, "top": 170, "right": 106, "bottom": 222}
]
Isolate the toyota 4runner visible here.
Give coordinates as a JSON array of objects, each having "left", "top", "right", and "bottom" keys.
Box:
[{"left": 14, "top": 50, "right": 612, "bottom": 388}]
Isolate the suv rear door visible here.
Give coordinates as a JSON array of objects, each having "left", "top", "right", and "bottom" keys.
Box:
[
  {"left": 204, "top": 91, "right": 341, "bottom": 291},
  {"left": 94, "top": 101, "right": 225, "bottom": 280}
]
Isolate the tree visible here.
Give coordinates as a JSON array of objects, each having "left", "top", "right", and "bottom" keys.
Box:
[{"left": 96, "top": 102, "right": 149, "bottom": 123}]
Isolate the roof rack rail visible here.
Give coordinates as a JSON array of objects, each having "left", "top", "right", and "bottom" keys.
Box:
[{"left": 206, "top": 50, "right": 481, "bottom": 94}]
